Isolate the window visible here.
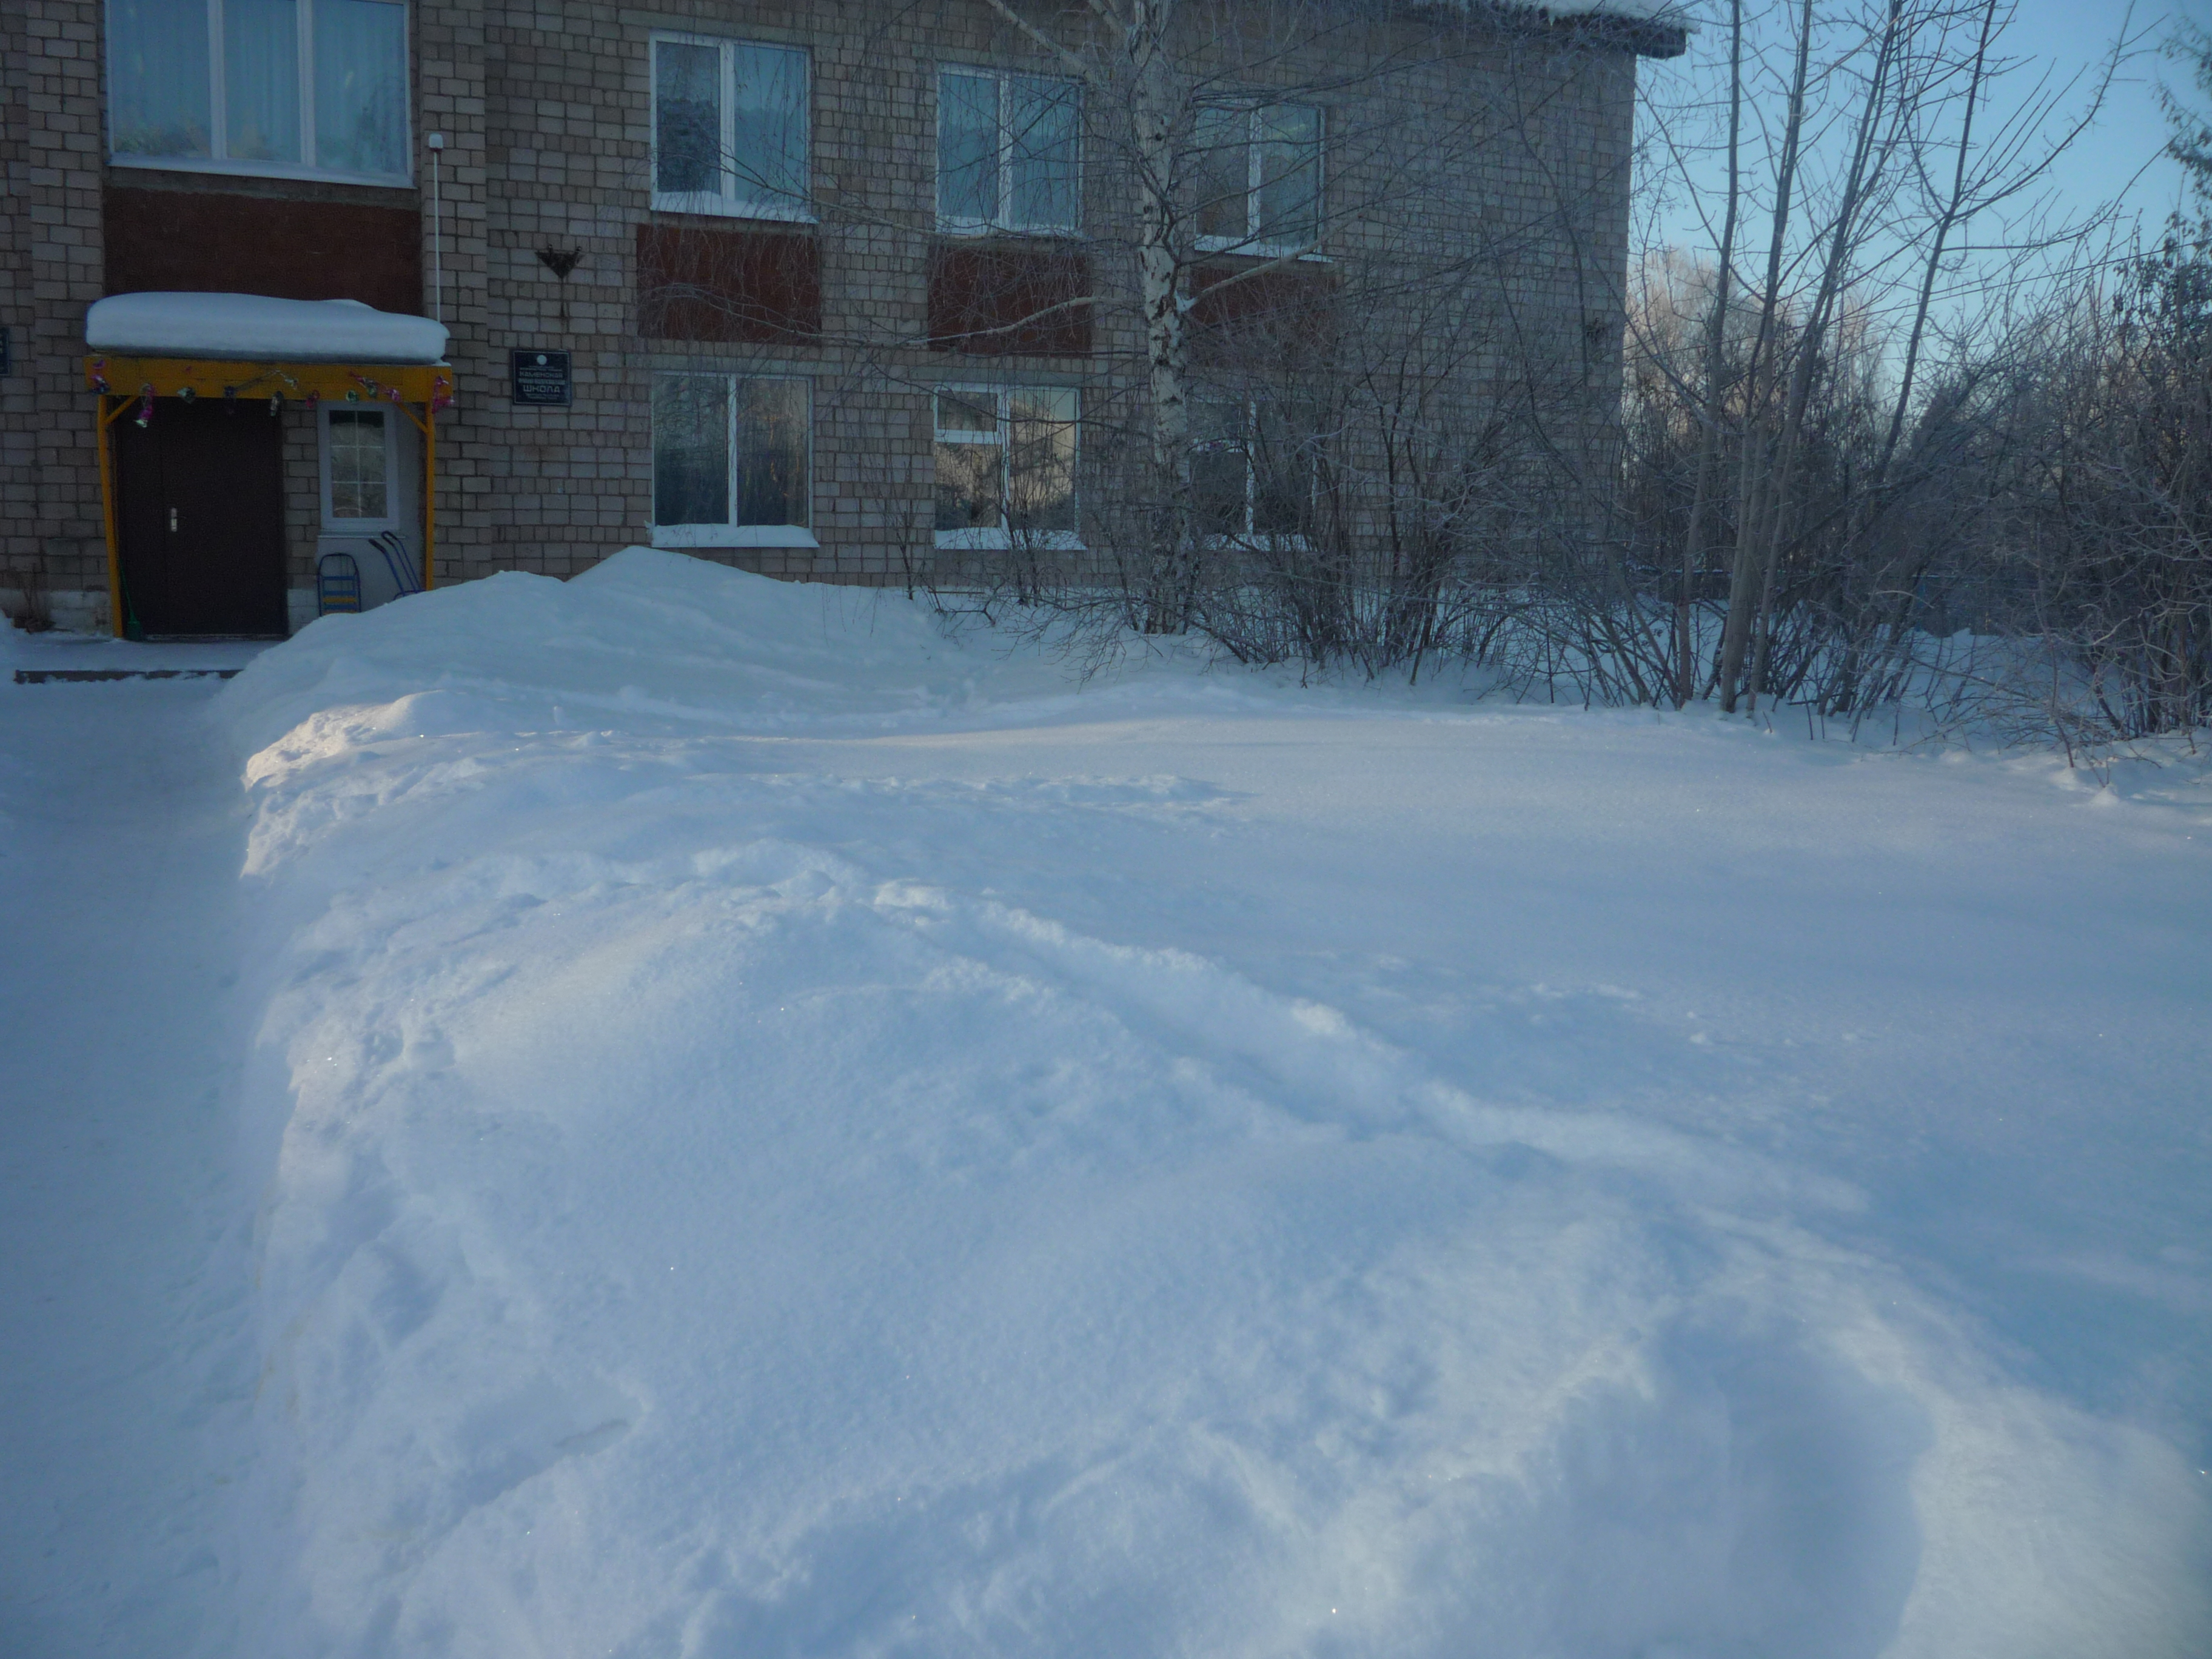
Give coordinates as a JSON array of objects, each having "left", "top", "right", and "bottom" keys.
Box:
[
  {"left": 1193, "top": 398, "right": 1315, "bottom": 540},
  {"left": 1193, "top": 104, "right": 1322, "bottom": 255},
  {"left": 937, "top": 69, "right": 1079, "bottom": 235},
  {"left": 934, "top": 386, "right": 1079, "bottom": 547},
  {"left": 652, "top": 35, "right": 809, "bottom": 220},
  {"left": 322, "top": 407, "right": 396, "bottom": 527},
  {"left": 652, "top": 373, "right": 814, "bottom": 548},
  {"left": 107, "top": 0, "right": 409, "bottom": 183}
]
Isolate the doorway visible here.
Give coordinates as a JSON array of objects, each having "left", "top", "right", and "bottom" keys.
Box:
[
  {"left": 315, "top": 403, "right": 422, "bottom": 611},
  {"left": 114, "top": 399, "right": 287, "bottom": 638}
]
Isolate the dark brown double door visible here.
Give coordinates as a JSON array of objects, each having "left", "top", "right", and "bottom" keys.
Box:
[{"left": 115, "top": 400, "right": 287, "bottom": 637}]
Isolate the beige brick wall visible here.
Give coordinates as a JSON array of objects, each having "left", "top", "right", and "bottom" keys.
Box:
[
  {"left": 1, "top": 0, "right": 108, "bottom": 604},
  {"left": 0, "top": 0, "right": 1651, "bottom": 621}
]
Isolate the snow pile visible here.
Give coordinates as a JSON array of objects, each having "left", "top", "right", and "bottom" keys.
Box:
[
  {"left": 86, "top": 293, "right": 449, "bottom": 365},
  {"left": 214, "top": 550, "right": 2210, "bottom": 1657}
]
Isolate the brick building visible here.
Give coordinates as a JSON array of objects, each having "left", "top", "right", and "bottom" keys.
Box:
[{"left": 0, "top": 0, "right": 1684, "bottom": 637}]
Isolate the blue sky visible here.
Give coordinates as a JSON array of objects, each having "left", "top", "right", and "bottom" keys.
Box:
[
  {"left": 2015, "top": 0, "right": 2197, "bottom": 230},
  {"left": 1634, "top": 0, "right": 2207, "bottom": 324}
]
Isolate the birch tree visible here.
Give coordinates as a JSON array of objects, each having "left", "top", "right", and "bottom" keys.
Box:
[{"left": 957, "top": 0, "right": 1641, "bottom": 634}]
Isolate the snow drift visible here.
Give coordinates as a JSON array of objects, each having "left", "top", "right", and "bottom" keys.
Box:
[{"left": 213, "top": 550, "right": 2211, "bottom": 1657}]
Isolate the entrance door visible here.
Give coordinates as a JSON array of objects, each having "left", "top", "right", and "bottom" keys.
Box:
[{"left": 115, "top": 399, "right": 287, "bottom": 637}]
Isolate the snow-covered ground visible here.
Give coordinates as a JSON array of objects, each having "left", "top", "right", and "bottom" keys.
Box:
[
  {"left": 3, "top": 549, "right": 2208, "bottom": 1656},
  {"left": 0, "top": 655, "right": 260, "bottom": 1655}
]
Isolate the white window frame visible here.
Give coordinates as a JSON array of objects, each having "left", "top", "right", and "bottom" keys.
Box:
[
  {"left": 649, "top": 371, "right": 819, "bottom": 549},
  {"left": 106, "top": 0, "right": 412, "bottom": 186},
  {"left": 934, "top": 66, "right": 1082, "bottom": 238},
  {"left": 1193, "top": 103, "right": 1325, "bottom": 260},
  {"left": 933, "top": 383, "right": 1082, "bottom": 552},
  {"left": 318, "top": 403, "right": 404, "bottom": 532},
  {"left": 649, "top": 32, "right": 814, "bottom": 223}
]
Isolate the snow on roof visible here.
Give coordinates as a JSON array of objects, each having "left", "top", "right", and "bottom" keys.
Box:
[
  {"left": 1455, "top": 0, "right": 1694, "bottom": 55},
  {"left": 1541, "top": 0, "right": 1694, "bottom": 19},
  {"left": 85, "top": 292, "right": 449, "bottom": 366}
]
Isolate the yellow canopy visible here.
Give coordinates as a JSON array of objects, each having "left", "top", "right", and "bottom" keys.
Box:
[{"left": 82, "top": 354, "right": 452, "bottom": 638}]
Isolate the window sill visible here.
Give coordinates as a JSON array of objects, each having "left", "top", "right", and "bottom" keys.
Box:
[
  {"left": 1200, "top": 531, "right": 1312, "bottom": 551},
  {"left": 110, "top": 153, "right": 413, "bottom": 190},
  {"left": 1194, "top": 236, "right": 1330, "bottom": 262},
  {"left": 934, "top": 221, "right": 1082, "bottom": 240},
  {"left": 934, "top": 529, "right": 1083, "bottom": 551},
  {"left": 652, "top": 524, "right": 820, "bottom": 549},
  {"left": 652, "top": 193, "right": 817, "bottom": 225}
]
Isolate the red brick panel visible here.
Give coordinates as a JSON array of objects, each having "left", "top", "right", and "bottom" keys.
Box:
[
  {"left": 1188, "top": 260, "right": 1338, "bottom": 369},
  {"left": 926, "top": 243, "right": 1091, "bottom": 357},
  {"left": 104, "top": 186, "right": 423, "bottom": 313},
  {"left": 635, "top": 222, "right": 822, "bottom": 344}
]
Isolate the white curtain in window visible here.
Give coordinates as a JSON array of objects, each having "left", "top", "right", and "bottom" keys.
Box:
[
  {"left": 110, "top": 0, "right": 212, "bottom": 157},
  {"left": 314, "top": 0, "right": 407, "bottom": 176},
  {"left": 654, "top": 40, "right": 720, "bottom": 196},
  {"left": 1251, "top": 399, "right": 1314, "bottom": 535},
  {"left": 224, "top": 0, "right": 300, "bottom": 162},
  {"left": 1191, "top": 400, "right": 1248, "bottom": 537},
  {"left": 934, "top": 390, "right": 1003, "bottom": 533},
  {"left": 654, "top": 375, "right": 809, "bottom": 529},
  {"left": 1008, "top": 387, "right": 1078, "bottom": 534},
  {"left": 729, "top": 44, "right": 806, "bottom": 212},
  {"left": 111, "top": 0, "right": 407, "bottom": 177},
  {"left": 1192, "top": 106, "right": 1247, "bottom": 242},
  {"left": 736, "top": 378, "right": 809, "bottom": 528},
  {"left": 1255, "top": 106, "right": 1322, "bottom": 248},
  {"left": 653, "top": 376, "right": 732, "bottom": 528},
  {"left": 937, "top": 72, "right": 999, "bottom": 226},
  {"left": 327, "top": 410, "right": 390, "bottom": 520},
  {"left": 1007, "top": 76, "right": 1078, "bottom": 231}
]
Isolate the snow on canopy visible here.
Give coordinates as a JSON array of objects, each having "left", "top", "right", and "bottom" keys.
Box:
[{"left": 85, "top": 292, "right": 449, "bottom": 365}]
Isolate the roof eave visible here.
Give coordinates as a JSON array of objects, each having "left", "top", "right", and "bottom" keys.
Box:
[{"left": 1551, "top": 10, "right": 1691, "bottom": 58}]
